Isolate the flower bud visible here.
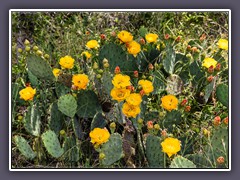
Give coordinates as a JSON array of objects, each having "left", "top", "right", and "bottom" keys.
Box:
[
  {"left": 100, "top": 34, "right": 106, "bottom": 40},
  {"left": 24, "top": 39, "right": 30, "bottom": 45},
  {"left": 187, "top": 45, "right": 191, "bottom": 51},
  {"left": 223, "top": 116, "right": 228, "bottom": 125},
  {"left": 93, "top": 62, "right": 99, "bottom": 69},
  {"left": 137, "top": 118, "right": 143, "bottom": 124},
  {"left": 207, "top": 75, "right": 214, "bottom": 82},
  {"left": 203, "top": 128, "right": 210, "bottom": 137},
  {"left": 191, "top": 47, "right": 198, "bottom": 53},
  {"left": 184, "top": 106, "right": 191, "bottom": 112},
  {"left": 133, "top": 71, "right": 139, "bottom": 78},
  {"left": 25, "top": 46, "right": 31, "bottom": 52},
  {"left": 148, "top": 63, "right": 154, "bottom": 70},
  {"left": 103, "top": 62, "right": 109, "bottom": 68},
  {"left": 217, "top": 156, "right": 225, "bottom": 164},
  {"left": 33, "top": 46, "right": 39, "bottom": 51},
  {"left": 99, "top": 153, "right": 105, "bottom": 160},
  {"left": 164, "top": 34, "right": 170, "bottom": 40},
  {"left": 213, "top": 116, "right": 221, "bottom": 126},
  {"left": 97, "top": 69, "right": 103, "bottom": 74},
  {"left": 111, "top": 31, "right": 116, "bottom": 37},
  {"left": 142, "top": 75, "right": 146, "bottom": 79},
  {"left": 147, "top": 121, "right": 153, "bottom": 129},
  {"left": 139, "top": 38, "right": 145, "bottom": 45},
  {"left": 208, "top": 65, "right": 214, "bottom": 74},
  {"left": 102, "top": 58, "right": 108, "bottom": 64},
  {"left": 96, "top": 74, "right": 102, "bottom": 79},
  {"left": 60, "top": 129, "right": 66, "bottom": 136},
  {"left": 85, "top": 31, "right": 90, "bottom": 35},
  {"left": 18, "top": 48, "right": 23, "bottom": 53},
  {"left": 44, "top": 54, "right": 50, "bottom": 59},
  {"left": 17, "top": 115, "right": 23, "bottom": 121},
  {"left": 36, "top": 50, "right": 43, "bottom": 56},
  {"left": 176, "top": 36, "right": 181, "bottom": 42},
  {"left": 140, "top": 89, "right": 145, "bottom": 96},
  {"left": 161, "top": 129, "right": 167, "bottom": 138},
  {"left": 114, "top": 66, "right": 121, "bottom": 74},
  {"left": 148, "top": 76, "right": 153, "bottom": 81},
  {"left": 200, "top": 33, "right": 206, "bottom": 41},
  {"left": 215, "top": 63, "right": 221, "bottom": 71},
  {"left": 181, "top": 99, "right": 188, "bottom": 106},
  {"left": 154, "top": 124, "right": 160, "bottom": 130}
]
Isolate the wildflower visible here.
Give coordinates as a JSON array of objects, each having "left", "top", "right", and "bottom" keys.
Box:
[
  {"left": 161, "top": 94, "right": 178, "bottom": 112},
  {"left": 19, "top": 87, "right": 36, "bottom": 101},
  {"left": 217, "top": 39, "right": 228, "bottom": 50},
  {"left": 145, "top": 33, "right": 158, "bottom": 43},
  {"left": 202, "top": 58, "right": 217, "bottom": 69},
  {"left": 52, "top": 68, "right": 61, "bottom": 78},
  {"left": 89, "top": 128, "right": 110, "bottom": 146},
  {"left": 59, "top": 55, "right": 75, "bottom": 69},
  {"left": 122, "top": 102, "right": 141, "bottom": 118},
  {"left": 112, "top": 74, "right": 131, "bottom": 89},
  {"left": 81, "top": 51, "right": 92, "bottom": 60},
  {"left": 127, "top": 41, "right": 141, "bottom": 57},
  {"left": 86, "top": 40, "right": 99, "bottom": 49},
  {"left": 110, "top": 88, "right": 131, "bottom": 102},
  {"left": 138, "top": 80, "right": 154, "bottom": 95},
  {"left": 72, "top": 74, "right": 89, "bottom": 90},
  {"left": 147, "top": 121, "right": 153, "bottom": 129},
  {"left": 126, "top": 93, "right": 142, "bottom": 106},
  {"left": 117, "top": 30, "right": 133, "bottom": 43},
  {"left": 161, "top": 137, "right": 181, "bottom": 158}
]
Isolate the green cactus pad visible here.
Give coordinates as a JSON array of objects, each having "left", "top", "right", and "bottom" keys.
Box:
[
  {"left": 41, "top": 130, "right": 64, "bottom": 158},
  {"left": 24, "top": 104, "right": 41, "bottom": 136},
  {"left": 139, "top": 26, "right": 148, "bottom": 37},
  {"left": 146, "top": 135, "right": 164, "bottom": 168},
  {"left": 76, "top": 90, "right": 102, "bottom": 118},
  {"left": 55, "top": 83, "right": 71, "bottom": 98},
  {"left": 91, "top": 112, "right": 107, "bottom": 130},
  {"left": 162, "top": 110, "right": 182, "bottom": 132},
  {"left": 101, "top": 133, "right": 123, "bottom": 166},
  {"left": 14, "top": 135, "right": 36, "bottom": 160},
  {"left": 152, "top": 70, "right": 166, "bottom": 94},
  {"left": 166, "top": 74, "right": 183, "bottom": 95},
  {"left": 185, "top": 154, "right": 212, "bottom": 168},
  {"left": 163, "top": 46, "right": 176, "bottom": 74},
  {"left": 204, "top": 78, "right": 215, "bottom": 103},
  {"left": 72, "top": 117, "right": 84, "bottom": 140},
  {"left": 26, "top": 54, "right": 55, "bottom": 81},
  {"left": 28, "top": 70, "right": 38, "bottom": 87},
  {"left": 63, "top": 136, "right": 80, "bottom": 162},
  {"left": 102, "top": 71, "right": 113, "bottom": 96},
  {"left": 57, "top": 94, "right": 77, "bottom": 118},
  {"left": 216, "top": 84, "right": 228, "bottom": 107},
  {"left": 189, "top": 61, "right": 204, "bottom": 86},
  {"left": 48, "top": 102, "right": 64, "bottom": 134},
  {"left": 170, "top": 156, "right": 196, "bottom": 168},
  {"left": 98, "top": 43, "right": 138, "bottom": 74}
]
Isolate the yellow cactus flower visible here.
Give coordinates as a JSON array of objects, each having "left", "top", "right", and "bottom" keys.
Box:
[
  {"left": 127, "top": 41, "right": 141, "bottom": 57},
  {"left": 138, "top": 79, "right": 154, "bottom": 95},
  {"left": 161, "top": 94, "right": 178, "bottom": 112},
  {"left": 110, "top": 88, "right": 131, "bottom": 102},
  {"left": 126, "top": 93, "right": 142, "bottom": 106},
  {"left": 86, "top": 40, "right": 99, "bottom": 49},
  {"left": 59, "top": 55, "right": 75, "bottom": 69},
  {"left": 122, "top": 102, "right": 141, "bottom": 118},
  {"left": 89, "top": 128, "right": 110, "bottom": 146},
  {"left": 117, "top": 30, "right": 133, "bottom": 43},
  {"left": 112, "top": 74, "right": 131, "bottom": 89},
  {"left": 202, "top": 57, "right": 218, "bottom": 69},
  {"left": 217, "top": 39, "right": 228, "bottom": 50},
  {"left": 19, "top": 87, "right": 36, "bottom": 101},
  {"left": 145, "top": 33, "right": 158, "bottom": 43},
  {"left": 72, "top": 74, "right": 89, "bottom": 90},
  {"left": 81, "top": 51, "right": 92, "bottom": 59},
  {"left": 52, "top": 68, "right": 61, "bottom": 78},
  {"left": 161, "top": 137, "right": 181, "bottom": 158}
]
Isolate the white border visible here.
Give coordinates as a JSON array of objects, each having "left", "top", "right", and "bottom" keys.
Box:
[{"left": 9, "top": 9, "right": 231, "bottom": 172}]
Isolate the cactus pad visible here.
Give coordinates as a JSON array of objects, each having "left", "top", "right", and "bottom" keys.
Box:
[
  {"left": 91, "top": 112, "right": 107, "bottom": 130},
  {"left": 163, "top": 46, "right": 176, "bottom": 74},
  {"left": 26, "top": 54, "right": 55, "bottom": 81},
  {"left": 152, "top": 70, "right": 166, "bottom": 95},
  {"left": 14, "top": 135, "right": 36, "bottom": 160},
  {"left": 162, "top": 110, "right": 182, "bottom": 132},
  {"left": 216, "top": 84, "right": 228, "bottom": 107},
  {"left": 170, "top": 156, "right": 196, "bottom": 168},
  {"left": 146, "top": 135, "right": 164, "bottom": 168},
  {"left": 166, "top": 74, "right": 183, "bottom": 95},
  {"left": 63, "top": 136, "right": 80, "bottom": 162},
  {"left": 48, "top": 102, "right": 64, "bottom": 134},
  {"left": 41, "top": 130, "right": 64, "bottom": 158},
  {"left": 57, "top": 94, "right": 77, "bottom": 118},
  {"left": 101, "top": 133, "right": 123, "bottom": 166}
]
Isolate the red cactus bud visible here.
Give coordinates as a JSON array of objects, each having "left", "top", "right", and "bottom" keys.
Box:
[
  {"left": 181, "top": 99, "right": 188, "bottom": 106},
  {"left": 207, "top": 75, "right": 214, "bottom": 82},
  {"left": 223, "top": 116, "right": 228, "bottom": 125},
  {"left": 139, "top": 38, "right": 145, "bottom": 45},
  {"left": 184, "top": 106, "right": 191, "bottom": 112},
  {"left": 208, "top": 65, "right": 214, "bottom": 74},
  {"left": 148, "top": 63, "right": 154, "bottom": 70},
  {"left": 86, "top": 31, "right": 90, "bottom": 35},
  {"left": 25, "top": 82, "right": 31, "bottom": 87},
  {"left": 114, "top": 66, "right": 121, "bottom": 74},
  {"left": 176, "top": 36, "right": 181, "bottom": 42},
  {"left": 140, "top": 89, "right": 145, "bottom": 96},
  {"left": 100, "top": 34, "right": 106, "bottom": 40},
  {"left": 111, "top": 31, "right": 116, "bottom": 37},
  {"left": 187, "top": 45, "right": 191, "bottom": 51},
  {"left": 217, "top": 156, "right": 225, "bottom": 164},
  {"left": 191, "top": 47, "right": 198, "bottom": 53},
  {"left": 213, "top": 116, "right": 221, "bottom": 126},
  {"left": 200, "top": 33, "right": 206, "bottom": 41},
  {"left": 164, "top": 34, "right": 170, "bottom": 40},
  {"left": 147, "top": 121, "right": 153, "bottom": 129},
  {"left": 215, "top": 63, "right": 221, "bottom": 71},
  {"left": 133, "top": 70, "right": 139, "bottom": 78},
  {"left": 161, "top": 129, "right": 167, "bottom": 137}
]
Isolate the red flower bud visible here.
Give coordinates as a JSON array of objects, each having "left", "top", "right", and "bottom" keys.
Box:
[
  {"left": 208, "top": 65, "right": 214, "bottom": 74},
  {"left": 147, "top": 121, "right": 153, "bottom": 129},
  {"left": 25, "top": 82, "right": 31, "bottom": 87},
  {"left": 187, "top": 45, "right": 191, "bottom": 51},
  {"left": 148, "top": 63, "right": 154, "bottom": 70},
  {"left": 114, "top": 66, "right": 121, "bottom": 74},
  {"left": 176, "top": 36, "right": 181, "bottom": 42},
  {"left": 86, "top": 31, "right": 90, "bottom": 35},
  {"left": 191, "top": 47, "right": 198, "bottom": 53},
  {"left": 181, "top": 99, "right": 188, "bottom": 106},
  {"left": 223, "top": 116, "right": 228, "bottom": 125},
  {"left": 139, "top": 38, "right": 145, "bottom": 45},
  {"left": 213, "top": 116, "right": 221, "bottom": 126},
  {"left": 133, "top": 70, "right": 139, "bottom": 78},
  {"left": 184, "top": 106, "right": 191, "bottom": 112},
  {"left": 161, "top": 129, "right": 167, "bottom": 138},
  {"left": 111, "top": 31, "right": 116, "bottom": 37},
  {"left": 100, "top": 34, "right": 106, "bottom": 40},
  {"left": 140, "top": 89, "right": 145, "bottom": 96},
  {"left": 200, "top": 33, "right": 206, "bottom": 41},
  {"left": 164, "top": 34, "right": 170, "bottom": 40},
  {"left": 215, "top": 63, "right": 221, "bottom": 71},
  {"left": 217, "top": 156, "right": 225, "bottom": 164},
  {"left": 207, "top": 75, "right": 214, "bottom": 82}
]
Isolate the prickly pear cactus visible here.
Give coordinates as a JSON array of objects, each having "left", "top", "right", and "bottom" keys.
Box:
[
  {"left": 41, "top": 130, "right": 64, "bottom": 158},
  {"left": 98, "top": 43, "right": 138, "bottom": 73},
  {"left": 204, "top": 78, "right": 215, "bottom": 103},
  {"left": 24, "top": 104, "right": 41, "bottom": 136},
  {"left": 189, "top": 61, "right": 204, "bottom": 86},
  {"left": 162, "top": 110, "right": 182, "bottom": 132},
  {"left": 146, "top": 135, "right": 164, "bottom": 168},
  {"left": 48, "top": 102, "right": 64, "bottom": 134},
  {"left": 76, "top": 90, "right": 102, "bottom": 118},
  {"left": 28, "top": 70, "right": 38, "bottom": 87},
  {"left": 152, "top": 70, "right": 166, "bottom": 95},
  {"left": 55, "top": 83, "right": 71, "bottom": 98},
  {"left": 216, "top": 84, "right": 228, "bottom": 107},
  {"left": 185, "top": 153, "right": 212, "bottom": 168},
  {"left": 91, "top": 112, "right": 107, "bottom": 130},
  {"left": 72, "top": 117, "right": 84, "bottom": 140},
  {"left": 100, "top": 133, "right": 123, "bottom": 166},
  {"left": 170, "top": 156, "right": 196, "bottom": 168},
  {"left": 26, "top": 54, "right": 55, "bottom": 81},
  {"left": 63, "top": 136, "right": 80, "bottom": 162},
  {"left": 139, "top": 26, "right": 148, "bottom": 37},
  {"left": 14, "top": 135, "right": 36, "bottom": 160},
  {"left": 102, "top": 71, "right": 113, "bottom": 96},
  {"left": 57, "top": 94, "right": 77, "bottom": 118}
]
